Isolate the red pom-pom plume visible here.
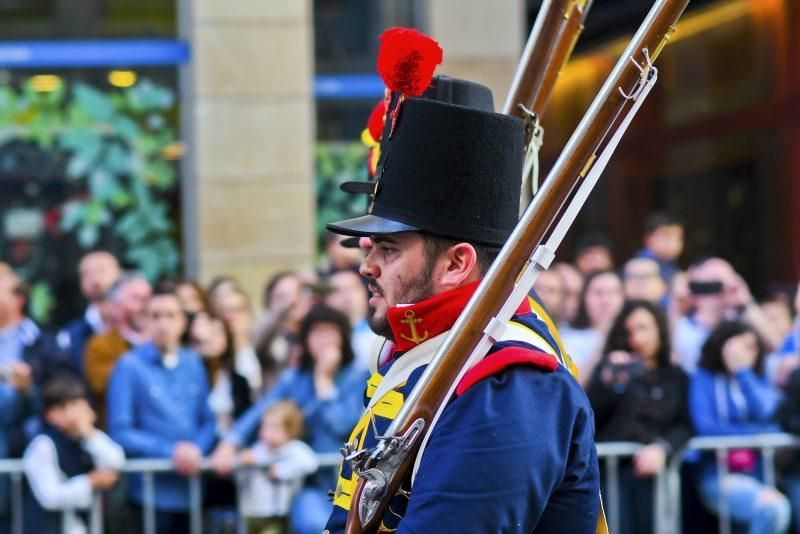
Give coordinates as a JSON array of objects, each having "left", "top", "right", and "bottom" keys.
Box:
[
  {"left": 377, "top": 27, "right": 443, "bottom": 97},
  {"left": 367, "top": 99, "right": 387, "bottom": 141}
]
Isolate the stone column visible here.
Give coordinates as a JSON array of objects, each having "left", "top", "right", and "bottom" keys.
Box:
[
  {"left": 186, "top": 0, "right": 316, "bottom": 303},
  {"left": 427, "top": 0, "right": 525, "bottom": 109}
]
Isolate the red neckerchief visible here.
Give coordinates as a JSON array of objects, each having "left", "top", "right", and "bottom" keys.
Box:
[
  {"left": 386, "top": 280, "right": 481, "bottom": 353},
  {"left": 385, "top": 279, "right": 537, "bottom": 354}
]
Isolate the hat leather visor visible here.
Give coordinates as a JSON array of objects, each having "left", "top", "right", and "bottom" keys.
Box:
[{"left": 326, "top": 214, "right": 420, "bottom": 238}]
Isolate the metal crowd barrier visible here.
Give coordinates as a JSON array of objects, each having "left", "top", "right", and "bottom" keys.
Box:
[
  {"left": 667, "top": 433, "right": 800, "bottom": 534},
  {"left": 596, "top": 442, "right": 671, "bottom": 534},
  {"left": 2, "top": 436, "right": 800, "bottom": 534},
  {"left": 0, "top": 452, "right": 342, "bottom": 534}
]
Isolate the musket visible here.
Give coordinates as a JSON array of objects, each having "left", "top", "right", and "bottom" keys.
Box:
[
  {"left": 342, "top": 0, "right": 689, "bottom": 532},
  {"left": 503, "top": 0, "right": 592, "bottom": 126},
  {"left": 503, "top": 0, "right": 593, "bottom": 208}
]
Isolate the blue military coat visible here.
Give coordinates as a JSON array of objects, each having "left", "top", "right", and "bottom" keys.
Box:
[{"left": 325, "top": 282, "right": 600, "bottom": 532}]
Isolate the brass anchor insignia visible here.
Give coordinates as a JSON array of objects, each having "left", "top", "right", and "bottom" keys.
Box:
[{"left": 399, "top": 310, "right": 429, "bottom": 344}]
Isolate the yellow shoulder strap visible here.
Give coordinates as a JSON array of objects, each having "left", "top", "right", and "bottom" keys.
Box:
[{"left": 596, "top": 496, "right": 609, "bottom": 534}]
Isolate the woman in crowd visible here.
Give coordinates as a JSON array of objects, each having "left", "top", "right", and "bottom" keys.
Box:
[
  {"left": 587, "top": 300, "right": 693, "bottom": 534},
  {"left": 255, "top": 271, "right": 315, "bottom": 390},
  {"left": 188, "top": 311, "right": 253, "bottom": 529},
  {"left": 189, "top": 312, "right": 252, "bottom": 435},
  {"left": 175, "top": 279, "right": 207, "bottom": 316},
  {"left": 561, "top": 269, "right": 625, "bottom": 382},
  {"left": 777, "top": 359, "right": 800, "bottom": 533},
  {"left": 690, "top": 321, "right": 790, "bottom": 534},
  {"left": 211, "top": 304, "right": 369, "bottom": 534},
  {"left": 766, "top": 281, "right": 800, "bottom": 388}
]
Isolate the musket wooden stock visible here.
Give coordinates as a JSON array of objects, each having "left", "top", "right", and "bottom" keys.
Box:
[{"left": 345, "top": 0, "right": 688, "bottom": 532}]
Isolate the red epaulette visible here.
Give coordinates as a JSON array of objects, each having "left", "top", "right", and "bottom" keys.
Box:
[{"left": 455, "top": 346, "right": 558, "bottom": 397}]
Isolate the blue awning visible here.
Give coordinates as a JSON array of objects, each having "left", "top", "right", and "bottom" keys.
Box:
[
  {"left": 0, "top": 40, "right": 190, "bottom": 68},
  {"left": 314, "top": 73, "right": 384, "bottom": 100}
]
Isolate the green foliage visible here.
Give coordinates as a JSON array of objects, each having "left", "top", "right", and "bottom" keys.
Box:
[
  {"left": 0, "top": 78, "right": 180, "bottom": 322},
  {"left": 314, "top": 142, "right": 369, "bottom": 246},
  {"left": 28, "top": 282, "right": 55, "bottom": 326}
]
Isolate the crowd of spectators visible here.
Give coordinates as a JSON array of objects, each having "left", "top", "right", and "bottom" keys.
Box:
[
  {"left": 0, "top": 212, "right": 799, "bottom": 533},
  {"left": 533, "top": 212, "right": 800, "bottom": 534}
]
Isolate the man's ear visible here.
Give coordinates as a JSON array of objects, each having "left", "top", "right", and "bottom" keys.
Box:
[{"left": 437, "top": 243, "right": 479, "bottom": 289}]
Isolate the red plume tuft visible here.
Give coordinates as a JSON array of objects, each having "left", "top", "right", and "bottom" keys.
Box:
[
  {"left": 367, "top": 100, "right": 387, "bottom": 141},
  {"left": 377, "top": 27, "right": 443, "bottom": 97}
]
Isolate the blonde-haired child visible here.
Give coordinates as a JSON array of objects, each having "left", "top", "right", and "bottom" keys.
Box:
[{"left": 238, "top": 400, "right": 318, "bottom": 534}]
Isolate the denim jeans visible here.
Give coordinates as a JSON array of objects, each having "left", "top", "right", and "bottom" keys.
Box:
[
  {"left": 699, "top": 470, "right": 790, "bottom": 534},
  {"left": 781, "top": 474, "right": 800, "bottom": 534}
]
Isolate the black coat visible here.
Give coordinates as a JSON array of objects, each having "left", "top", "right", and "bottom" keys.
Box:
[{"left": 587, "top": 363, "right": 694, "bottom": 454}]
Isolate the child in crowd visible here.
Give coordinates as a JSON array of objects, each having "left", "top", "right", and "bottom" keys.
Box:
[
  {"left": 23, "top": 375, "right": 125, "bottom": 534},
  {"left": 633, "top": 212, "right": 684, "bottom": 282},
  {"left": 237, "top": 400, "right": 318, "bottom": 534}
]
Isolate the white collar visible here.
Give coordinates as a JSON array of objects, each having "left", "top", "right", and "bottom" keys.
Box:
[
  {"left": 162, "top": 351, "right": 180, "bottom": 369},
  {"left": 84, "top": 305, "right": 104, "bottom": 333}
]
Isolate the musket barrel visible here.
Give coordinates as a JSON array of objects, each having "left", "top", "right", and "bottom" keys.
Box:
[{"left": 502, "top": 0, "right": 570, "bottom": 118}]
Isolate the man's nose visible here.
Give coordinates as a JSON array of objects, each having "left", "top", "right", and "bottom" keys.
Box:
[{"left": 360, "top": 250, "right": 380, "bottom": 280}]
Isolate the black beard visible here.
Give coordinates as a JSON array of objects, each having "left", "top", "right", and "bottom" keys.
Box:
[
  {"left": 368, "top": 269, "right": 435, "bottom": 342},
  {"left": 367, "top": 307, "right": 394, "bottom": 340}
]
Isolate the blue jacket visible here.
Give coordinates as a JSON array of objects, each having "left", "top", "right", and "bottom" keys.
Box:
[
  {"left": 107, "top": 343, "right": 216, "bottom": 510},
  {"left": 225, "top": 365, "right": 369, "bottom": 489},
  {"left": 59, "top": 315, "right": 96, "bottom": 374},
  {"left": 689, "top": 368, "right": 782, "bottom": 437}
]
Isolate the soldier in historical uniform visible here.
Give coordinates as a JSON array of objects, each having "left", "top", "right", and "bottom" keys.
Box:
[{"left": 322, "top": 29, "right": 601, "bottom": 533}]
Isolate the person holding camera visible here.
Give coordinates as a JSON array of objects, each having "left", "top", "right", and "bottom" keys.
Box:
[
  {"left": 675, "top": 258, "right": 783, "bottom": 374},
  {"left": 690, "top": 320, "right": 789, "bottom": 534},
  {"left": 587, "top": 300, "right": 693, "bottom": 534}
]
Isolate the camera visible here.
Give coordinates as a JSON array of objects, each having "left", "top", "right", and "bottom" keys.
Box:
[
  {"left": 688, "top": 280, "right": 724, "bottom": 295},
  {"left": 609, "top": 359, "right": 645, "bottom": 384}
]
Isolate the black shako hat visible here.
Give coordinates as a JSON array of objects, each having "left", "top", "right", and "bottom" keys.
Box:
[
  {"left": 328, "top": 95, "right": 525, "bottom": 247},
  {"left": 339, "top": 75, "right": 495, "bottom": 197},
  {"left": 338, "top": 76, "right": 493, "bottom": 250}
]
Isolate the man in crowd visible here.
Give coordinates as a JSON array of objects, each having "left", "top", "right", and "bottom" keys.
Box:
[
  {"left": 574, "top": 232, "right": 614, "bottom": 275},
  {"left": 0, "top": 263, "right": 69, "bottom": 529},
  {"left": 633, "top": 212, "right": 684, "bottom": 282},
  {"left": 84, "top": 272, "right": 151, "bottom": 428},
  {"left": 622, "top": 257, "right": 667, "bottom": 305},
  {"left": 533, "top": 269, "right": 565, "bottom": 322},
  {"left": 58, "top": 251, "right": 120, "bottom": 373},
  {"left": 108, "top": 286, "right": 215, "bottom": 532},
  {"left": 324, "top": 269, "right": 377, "bottom": 370},
  {"left": 0, "top": 263, "right": 69, "bottom": 388},
  {"left": 553, "top": 262, "right": 584, "bottom": 327},
  {"left": 0, "top": 266, "right": 39, "bottom": 442},
  {"left": 318, "top": 231, "right": 365, "bottom": 276}
]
